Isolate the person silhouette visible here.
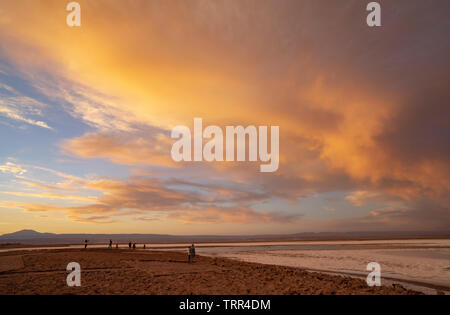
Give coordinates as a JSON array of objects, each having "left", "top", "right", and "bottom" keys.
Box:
[
  {"left": 84, "top": 239, "right": 88, "bottom": 249},
  {"left": 191, "top": 243, "right": 196, "bottom": 260},
  {"left": 133, "top": 243, "right": 136, "bottom": 250},
  {"left": 188, "top": 243, "right": 196, "bottom": 263},
  {"left": 109, "top": 239, "right": 112, "bottom": 248},
  {"left": 128, "top": 242, "right": 131, "bottom": 249}
]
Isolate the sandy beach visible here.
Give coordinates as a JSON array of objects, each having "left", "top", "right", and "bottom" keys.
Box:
[{"left": 0, "top": 248, "right": 421, "bottom": 295}]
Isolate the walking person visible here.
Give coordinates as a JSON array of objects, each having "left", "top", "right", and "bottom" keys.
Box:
[
  {"left": 84, "top": 239, "right": 88, "bottom": 249},
  {"left": 109, "top": 239, "right": 112, "bottom": 248}
]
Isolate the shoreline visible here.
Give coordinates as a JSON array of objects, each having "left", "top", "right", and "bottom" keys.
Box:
[{"left": 2, "top": 237, "right": 450, "bottom": 250}]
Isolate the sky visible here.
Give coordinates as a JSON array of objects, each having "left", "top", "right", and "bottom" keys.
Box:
[{"left": 0, "top": 0, "right": 449, "bottom": 235}]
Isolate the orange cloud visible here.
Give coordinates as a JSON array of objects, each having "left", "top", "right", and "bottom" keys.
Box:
[
  {"left": 168, "top": 206, "right": 301, "bottom": 224},
  {"left": 61, "top": 132, "right": 176, "bottom": 167},
  {"left": 0, "top": 191, "right": 95, "bottom": 203}
]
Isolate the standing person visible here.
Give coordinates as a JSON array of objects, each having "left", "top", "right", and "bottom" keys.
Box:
[
  {"left": 109, "top": 239, "right": 112, "bottom": 248},
  {"left": 84, "top": 239, "right": 88, "bottom": 249},
  {"left": 143, "top": 244, "right": 146, "bottom": 250},
  {"left": 191, "top": 243, "right": 196, "bottom": 261},
  {"left": 188, "top": 244, "right": 196, "bottom": 263},
  {"left": 116, "top": 243, "right": 119, "bottom": 249},
  {"left": 128, "top": 242, "right": 131, "bottom": 249},
  {"left": 132, "top": 242, "right": 136, "bottom": 250}
]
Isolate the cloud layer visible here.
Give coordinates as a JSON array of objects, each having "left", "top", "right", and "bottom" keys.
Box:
[{"left": 0, "top": 0, "right": 449, "bottom": 232}]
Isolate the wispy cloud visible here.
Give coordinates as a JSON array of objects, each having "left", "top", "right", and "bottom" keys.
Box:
[
  {"left": 0, "top": 83, "right": 52, "bottom": 129},
  {"left": 0, "top": 162, "right": 27, "bottom": 175}
]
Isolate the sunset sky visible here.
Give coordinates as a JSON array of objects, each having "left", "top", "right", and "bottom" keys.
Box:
[{"left": 0, "top": 0, "right": 448, "bottom": 235}]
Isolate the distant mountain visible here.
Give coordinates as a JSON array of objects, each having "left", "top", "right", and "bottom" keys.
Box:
[
  {"left": 0, "top": 229, "right": 449, "bottom": 245},
  {"left": 0, "top": 229, "right": 231, "bottom": 245},
  {"left": 0, "top": 229, "right": 56, "bottom": 239}
]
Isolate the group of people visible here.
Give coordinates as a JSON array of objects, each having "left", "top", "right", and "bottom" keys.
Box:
[
  {"left": 84, "top": 239, "right": 148, "bottom": 249},
  {"left": 108, "top": 239, "right": 121, "bottom": 249},
  {"left": 114, "top": 240, "right": 147, "bottom": 249},
  {"left": 85, "top": 239, "right": 196, "bottom": 264}
]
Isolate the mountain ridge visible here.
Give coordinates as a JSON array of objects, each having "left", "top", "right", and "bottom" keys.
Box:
[{"left": 1, "top": 229, "right": 449, "bottom": 245}]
